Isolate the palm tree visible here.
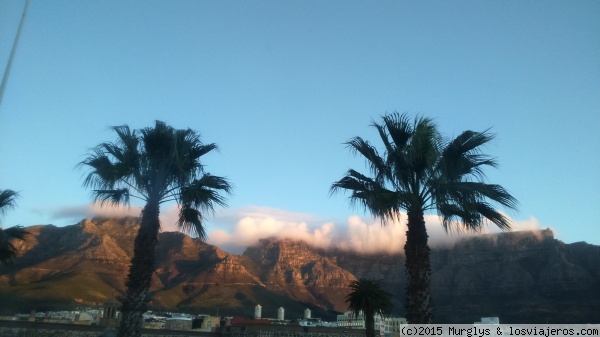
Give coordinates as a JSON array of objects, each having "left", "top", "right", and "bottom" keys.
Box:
[
  {"left": 80, "top": 121, "right": 232, "bottom": 337},
  {"left": 331, "top": 113, "right": 517, "bottom": 323},
  {"left": 346, "top": 279, "right": 393, "bottom": 337},
  {"left": 0, "top": 189, "right": 29, "bottom": 264}
]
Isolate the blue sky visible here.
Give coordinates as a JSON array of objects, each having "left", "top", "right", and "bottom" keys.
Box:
[{"left": 1, "top": 1, "right": 599, "bottom": 252}]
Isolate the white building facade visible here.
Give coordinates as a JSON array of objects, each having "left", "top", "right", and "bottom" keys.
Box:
[
  {"left": 377, "top": 316, "right": 408, "bottom": 336},
  {"left": 165, "top": 317, "right": 192, "bottom": 331},
  {"left": 337, "top": 311, "right": 365, "bottom": 328}
]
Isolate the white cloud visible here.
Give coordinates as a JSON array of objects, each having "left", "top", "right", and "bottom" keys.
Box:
[
  {"left": 337, "top": 216, "right": 406, "bottom": 254},
  {"left": 51, "top": 203, "right": 181, "bottom": 233},
  {"left": 207, "top": 206, "right": 546, "bottom": 254},
  {"left": 52, "top": 203, "right": 142, "bottom": 220},
  {"left": 206, "top": 207, "right": 335, "bottom": 252},
  {"left": 157, "top": 205, "right": 181, "bottom": 232}
]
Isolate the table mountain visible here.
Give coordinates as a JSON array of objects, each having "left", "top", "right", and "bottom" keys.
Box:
[
  {"left": 0, "top": 218, "right": 598, "bottom": 323},
  {"left": 323, "top": 229, "right": 600, "bottom": 323}
]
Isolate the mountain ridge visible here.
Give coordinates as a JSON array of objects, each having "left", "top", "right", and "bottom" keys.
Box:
[{"left": 0, "top": 217, "right": 598, "bottom": 323}]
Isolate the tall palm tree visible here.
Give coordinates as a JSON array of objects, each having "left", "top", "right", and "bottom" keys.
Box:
[
  {"left": 0, "top": 189, "right": 29, "bottom": 264},
  {"left": 80, "top": 121, "right": 232, "bottom": 337},
  {"left": 346, "top": 278, "right": 393, "bottom": 337},
  {"left": 332, "top": 113, "right": 517, "bottom": 323}
]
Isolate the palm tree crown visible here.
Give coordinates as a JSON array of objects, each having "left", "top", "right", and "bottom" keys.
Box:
[
  {"left": 0, "top": 189, "right": 29, "bottom": 264},
  {"left": 80, "top": 121, "right": 232, "bottom": 337},
  {"left": 346, "top": 278, "right": 393, "bottom": 337},
  {"left": 332, "top": 113, "right": 517, "bottom": 323},
  {"left": 81, "top": 121, "right": 231, "bottom": 238}
]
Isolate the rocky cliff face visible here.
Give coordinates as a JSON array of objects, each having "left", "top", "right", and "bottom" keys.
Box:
[
  {"left": 323, "top": 229, "right": 599, "bottom": 323},
  {"left": 429, "top": 230, "right": 600, "bottom": 323},
  {"left": 243, "top": 238, "right": 356, "bottom": 310},
  {"left": 1, "top": 219, "right": 598, "bottom": 323}
]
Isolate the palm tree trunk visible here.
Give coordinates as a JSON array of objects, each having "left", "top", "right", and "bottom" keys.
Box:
[
  {"left": 118, "top": 201, "right": 160, "bottom": 337},
  {"left": 365, "top": 310, "right": 376, "bottom": 337},
  {"left": 404, "top": 210, "right": 432, "bottom": 323}
]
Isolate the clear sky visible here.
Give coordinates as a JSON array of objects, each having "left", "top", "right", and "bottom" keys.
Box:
[{"left": 1, "top": 1, "right": 599, "bottom": 253}]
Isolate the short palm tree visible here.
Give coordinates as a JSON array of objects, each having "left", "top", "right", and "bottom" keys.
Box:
[
  {"left": 346, "top": 278, "right": 393, "bottom": 337},
  {"left": 0, "top": 189, "right": 29, "bottom": 264},
  {"left": 332, "top": 113, "right": 517, "bottom": 323},
  {"left": 80, "top": 121, "right": 232, "bottom": 337}
]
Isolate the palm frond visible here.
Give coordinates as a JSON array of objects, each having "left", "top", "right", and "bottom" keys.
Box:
[
  {"left": 141, "top": 121, "right": 174, "bottom": 160},
  {"left": 111, "top": 124, "right": 136, "bottom": 147},
  {"left": 438, "top": 130, "right": 498, "bottom": 180},
  {"left": 331, "top": 171, "right": 373, "bottom": 196},
  {"left": 176, "top": 174, "right": 232, "bottom": 219},
  {"left": 372, "top": 120, "right": 394, "bottom": 158},
  {"left": 331, "top": 170, "right": 406, "bottom": 224},
  {"left": 382, "top": 113, "right": 413, "bottom": 150},
  {"left": 443, "top": 181, "right": 518, "bottom": 210},
  {"left": 3, "top": 225, "right": 29, "bottom": 240},
  {"left": 345, "top": 137, "right": 388, "bottom": 181},
  {"left": 175, "top": 174, "right": 232, "bottom": 240},
  {"left": 0, "top": 240, "right": 19, "bottom": 264},
  {"left": 438, "top": 197, "right": 512, "bottom": 233},
  {"left": 192, "top": 142, "right": 219, "bottom": 159},
  {"left": 171, "top": 128, "right": 218, "bottom": 183},
  {"left": 407, "top": 115, "right": 441, "bottom": 176},
  {"left": 472, "top": 202, "right": 512, "bottom": 231},
  {"left": 91, "top": 189, "right": 130, "bottom": 206},
  {"left": 185, "top": 173, "right": 231, "bottom": 200},
  {"left": 0, "top": 226, "right": 29, "bottom": 264},
  {"left": 0, "top": 189, "right": 19, "bottom": 217},
  {"left": 110, "top": 126, "right": 141, "bottom": 175},
  {"left": 452, "top": 129, "right": 495, "bottom": 153},
  {"left": 80, "top": 151, "right": 118, "bottom": 189},
  {"left": 176, "top": 205, "right": 207, "bottom": 240},
  {"left": 432, "top": 152, "right": 517, "bottom": 219}
]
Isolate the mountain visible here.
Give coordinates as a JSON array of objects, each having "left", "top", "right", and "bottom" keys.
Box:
[
  {"left": 0, "top": 218, "right": 598, "bottom": 323},
  {"left": 0, "top": 218, "right": 351, "bottom": 319},
  {"left": 323, "top": 229, "right": 600, "bottom": 323}
]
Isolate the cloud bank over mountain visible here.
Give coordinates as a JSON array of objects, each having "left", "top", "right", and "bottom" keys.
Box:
[
  {"left": 206, "top": 206, "right": 543, "bottom": 254},
  {"left": 50, "top": 203, "right": 544, "bottom": 255}
]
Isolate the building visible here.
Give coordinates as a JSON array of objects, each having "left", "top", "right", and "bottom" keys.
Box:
[
  {"left": 192, "top": 315, "right": 220, "bottom": 332},
  {"left": 254, "top": 305, "right": 262, "bottom": 319},
  {"left": 277, "top": 307, "right": 285, "bottom": 321},
  {"left": 299, "top": 318, "right": 322, "bottom": 327},
  {"left": 304, "top": 308, "right": 311, "bottom": 319},
  {"left": 376, "top": 316, "right": 408, "bottom": 337},
  {"left": 99, "top": 298, "right": 119, "bottom": 329},
  {"left": 74, "top": 312, "right": 94, "bottom": 325},
  {"left": 337, "top": 311, "right": 407, "bottom": 335},
  {"left": 165, "top": 316, "right": 193, "bottom": 331},
  {"left": 299, "top": 318, "right": 337, "bottom": 327},
  {"left": 218, "top": 324, "right": 365, "bottom": 337},
  {"left": 337, "top": 311, "right": 365, "bottom": 328}
]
